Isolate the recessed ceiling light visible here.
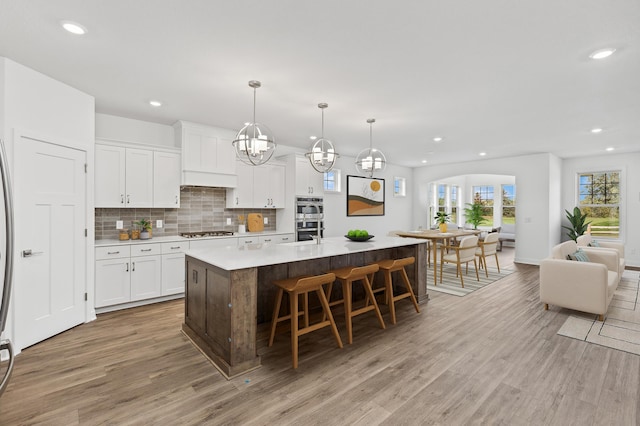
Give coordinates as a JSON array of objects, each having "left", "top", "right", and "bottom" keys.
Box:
[
  {"left": 479, "top": 152, "right": 487, "bottom": 157},
  {"left": 589, "top": 48, "right": 616, "bottom": 60},
  {"left": 606, "top": 147, "right": 615, "bottom": 152},
  {"left": 433, "top": 137, "right": 443, "bottom": 142},
  {"left": 60, "top": 20, "right": 87, "bottom": 35},
  {"left": 421, "top": 160, "right": 427, "bottom": 164},
  {"left": 309, "top": 136, "right": 317, "bottom": 140},
  {"left": 149, "top": 100, "right": 162, "bottom": 107},
  {"left": 591, "top": 128, "right": 603, "bottom": 133}
]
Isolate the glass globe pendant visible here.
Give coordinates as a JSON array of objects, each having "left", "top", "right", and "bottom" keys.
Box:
[
  {"left": 355, "top": 118, "right": 386, "bottom": 177},
  {"left": 306, "top": 103, "right": 339, "bottom": 173},
  {"left": 232, "top": 80, "right": 276, "bottom": 166}
]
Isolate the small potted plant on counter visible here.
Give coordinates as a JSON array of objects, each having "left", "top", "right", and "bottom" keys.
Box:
[
  {"left": 434, "top": 211, "right": 450, "bottom": 233},
  {"left": 135, "top": 218, "right": 152, "bottom": 240}
]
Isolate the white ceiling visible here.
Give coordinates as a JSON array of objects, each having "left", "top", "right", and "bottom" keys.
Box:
[{"left": 1, "top": 0, "right": 638, "bottom": 167}]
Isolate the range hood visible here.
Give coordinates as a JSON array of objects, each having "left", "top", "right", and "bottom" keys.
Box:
[{"left": 175, "top": 120, "right": 239, "bottom": 188}]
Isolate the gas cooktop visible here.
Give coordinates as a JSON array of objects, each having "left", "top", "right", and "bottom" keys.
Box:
[{"left": 180, "top": 231, "right": 235, "bottom": 238}]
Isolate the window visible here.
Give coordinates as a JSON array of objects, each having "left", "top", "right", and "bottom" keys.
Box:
[
  {"left": 323, "top": 169, "right": 341, "bottom": 192},
  {"left": 450, "top": 185, "right": 459, "bottom": 224},
  {"left": 502, "top": 184, "right": 516, "bottom": 226},
  {"left": 578, "top": 171, "right": 620, "bottom": 238},
  {"left": 393, "top": 177, "right": 406, "bottom": 197},
  {"left": 472, "top": 185, "right": 494, "bottom": 227},
  {"left": 437, "top": 184, "right": 446, "bottom": 213}
]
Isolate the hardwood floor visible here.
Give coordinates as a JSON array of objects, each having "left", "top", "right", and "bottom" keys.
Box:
[{"left": 1, "top": 247, "right": 638, "bottom": 425}]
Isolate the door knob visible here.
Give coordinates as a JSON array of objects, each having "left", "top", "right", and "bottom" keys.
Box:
[{"left": 22, "top": 249, "right": 44, "bottom": 258}]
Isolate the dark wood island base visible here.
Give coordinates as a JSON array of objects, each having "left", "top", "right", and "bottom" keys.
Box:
[{"left": 183, "top": 239, "right": 427, "bottom": 379}]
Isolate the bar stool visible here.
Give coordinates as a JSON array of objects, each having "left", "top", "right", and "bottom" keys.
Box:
[
  {"left": 325, "top": 264, "right": 385, "bottom": 344},
  {"left": 268, "top": 273, "right": 342, "bottom": 369},
  {"left": 370, "top": 256, "right": 420, "bottom": 325}
]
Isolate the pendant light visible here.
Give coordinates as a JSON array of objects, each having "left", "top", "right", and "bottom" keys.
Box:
[
  {"left": 355, "top": 118, "right": 386, "bottom": 177},
  {"left": 232, "top": 80, "right": 276, "bottom": 166},
  {"left": 306, "top": 103, "right": 339, "bottom": 173}
]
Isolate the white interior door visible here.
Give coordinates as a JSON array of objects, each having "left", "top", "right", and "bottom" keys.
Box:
[{"left": 14, "top": 135, "right": 86, "bottom": 349}]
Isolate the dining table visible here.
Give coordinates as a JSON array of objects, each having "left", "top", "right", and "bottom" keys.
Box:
[{"left": 396, "top": 229, "right": 482, "bottom": 287}]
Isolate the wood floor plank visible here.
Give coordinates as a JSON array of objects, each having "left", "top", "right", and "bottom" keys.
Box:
[{"left": 1, "top": 248, "right": 639, "bottom": 424}]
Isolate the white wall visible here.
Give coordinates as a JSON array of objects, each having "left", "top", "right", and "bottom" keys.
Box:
[
  {"left": 0, "top": 57, "right": 95, "bottom": 351},
  {"left": 322, "top": 154, "right": 414, "bottom": 238},
  {"left": 562, "top": 152, "right": 640, "bottom": 267},
  {"left": 96, "top": 113, "right": 174, "bottom": 147},
  {"left": 412, "top": 153, "right": 558, "bottom": 265}
]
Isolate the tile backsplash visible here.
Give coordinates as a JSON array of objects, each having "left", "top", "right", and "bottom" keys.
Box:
[{"left": 95, "top": 187, "right": 277, "bottom": 240}]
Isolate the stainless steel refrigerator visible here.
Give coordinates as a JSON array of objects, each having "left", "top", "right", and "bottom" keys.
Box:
[{"left": 0, "top": 137, "right": 15, "bottom": 397}]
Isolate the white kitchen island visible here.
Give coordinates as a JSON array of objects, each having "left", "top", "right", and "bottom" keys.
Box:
[{"left": 182, "top": 236, "right": 428, "bottom": 378}]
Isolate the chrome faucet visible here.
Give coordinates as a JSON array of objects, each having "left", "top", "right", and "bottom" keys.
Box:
[{"left": 307, "top": 203, "right": 322, "bottom": 244}]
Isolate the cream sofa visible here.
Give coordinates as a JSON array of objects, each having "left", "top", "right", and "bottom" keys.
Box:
[
  {"left": 576, "top": 234, "right": 625, "bottom": 276},
  {"left": 540, "top": 240, "right": 620, "bottom": 321}
]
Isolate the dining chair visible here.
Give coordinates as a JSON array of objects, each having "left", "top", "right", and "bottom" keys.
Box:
[
  {"left": 439, "top": 235, "right": 480, "bottom": 288},
  {"left": 476, "top": 232, "right": 500, "bottom": 277}
]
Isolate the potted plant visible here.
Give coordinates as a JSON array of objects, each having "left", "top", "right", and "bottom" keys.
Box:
[
  {"left": 464, "top": 202, "right": 486, "bottom": 230},
  {"left": 563, "top": 206, "right": 590, "bottom": 241},
  {"left": 135, "top": 218, "right": 152, "bottom": 240},
  {"left": 434, "top": 211, "right": 451, "bottom": 233}
]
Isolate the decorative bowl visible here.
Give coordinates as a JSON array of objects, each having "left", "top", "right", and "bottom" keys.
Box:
[{"left": 345, "top": 235, "right": 375, "bottom": 242}]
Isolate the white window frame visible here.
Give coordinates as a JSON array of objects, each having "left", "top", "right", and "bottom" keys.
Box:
[
  {"left": 393, "top": 176, "right": 406, "bottom": 197},
  {"left": 323, "top": 169, "right": 341, "bottom": 193}
]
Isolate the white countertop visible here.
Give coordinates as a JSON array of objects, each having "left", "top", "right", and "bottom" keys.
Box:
[
  {"left": 95, "top": 230, "right": 293, "bottom": 247},
  {"left": 185, "top": 236, "right": 427, "bottom": 270}
]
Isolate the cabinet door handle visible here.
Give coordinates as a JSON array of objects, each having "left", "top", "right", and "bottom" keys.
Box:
[
  {"left": 127, "top": 194, "right": 131, "bottom": 204},
  {"left": 107, "top": 251, "right": 120, "bottom": 255},
  {"left": 282, "top": 237, "right": 289, "bottom": 241},
  {"left": 132, "top": 262, "right": 135, "bottom": 272},
  {"left": 121, "top": 194, "right": 124, "bottom": 204},
  {"left": 140, "top": 248, "right": 152, "bottom": 252},
  {"left": 193, "top": 270, "right": 198, "bottom": 283},
  {"left": 235, "top": 197, "right": 239, "bottom": 205},
  {"left": 175, "top": 195, "right": 179, "bottom": 205},
  {"left": 170, "top": 246, "right": 181, "bottom": 250},
  {"left": 125, "top": 262, "right": 129, "bottom": 272}
]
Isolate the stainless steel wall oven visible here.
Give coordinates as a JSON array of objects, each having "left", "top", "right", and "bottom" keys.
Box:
[{"left": 295, "top": 197, "right": 324, "bottom": 241}]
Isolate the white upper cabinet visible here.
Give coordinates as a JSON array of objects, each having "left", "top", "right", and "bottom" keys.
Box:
[
  {"left": 95, "top": 144, "right": 126, "bottom": 207},
  {"left": 295, "top": 155, "right": 324, "bottom": 196},
  {"left": 174, "top": 121, "right": 237, "bottom": 187},
  {"left": 95, "top": 145, "right": 153, "bottom": 208},
  {"left": 226, "top": 161, "right": 285, "bottom": 209},
  {"left": 226, "top": 162, "right": 254, "bottom": 208},
  {"left": 125, "top": 148, "right": 154, "bottom": 207},
  {"left": 95, "top": 141, "right": 180, "bottom": 208},
  {"left": 153, "top": 151, "right": 181, "bottom": 208},
  {"left": 254, "top": 163, "right": 285, "bottom": 208}
]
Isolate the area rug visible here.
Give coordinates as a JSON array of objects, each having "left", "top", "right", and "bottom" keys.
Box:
[
  {"left": 427, "top": 263, "right": 514, "bottom": 297},
  {"left": 557, "top": 270, "right": 640, "bottom": 356}
]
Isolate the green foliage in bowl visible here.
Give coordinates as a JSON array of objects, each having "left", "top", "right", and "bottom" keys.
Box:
[{"left": 345, "top": 229, "right": 374, "bottom": 242}]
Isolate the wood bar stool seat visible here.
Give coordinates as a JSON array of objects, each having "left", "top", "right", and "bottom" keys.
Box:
[
  {"left": 268, "top": 273, "right": 343, "bottom": 369},
  {"left": 325, "top": 264, "right": 385, "bottom": 344},
  {"left": 370, "top": 257, "right": 420, "bottom": 325}
]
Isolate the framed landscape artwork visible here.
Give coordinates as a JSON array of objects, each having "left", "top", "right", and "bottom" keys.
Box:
[{"left": 346, "top": 175, "right": 385, "bottom": 216}]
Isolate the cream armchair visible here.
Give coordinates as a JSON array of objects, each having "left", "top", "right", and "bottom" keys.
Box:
[
  {"left": 576, "top": 234, "right": 625, "bottom": 276},
  {"left": 540, "top": 240, "right": 620, "bottom": 321}
]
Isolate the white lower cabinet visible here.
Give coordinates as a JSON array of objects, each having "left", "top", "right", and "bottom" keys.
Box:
[
  {"left": 130, "top": 254, "right": 162, "bottom": 301},
  {"left": 95, "top": 242, "right": 179, "bottom": 309},
  {"left": 161, "top": 241, "right": 190, "bottom": 296},
  {"left": 260, "top": 233, "right": 294, "bottom": 244},
  {"left": 95, "top": 256, "right": 131, "bottom": 307}
]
